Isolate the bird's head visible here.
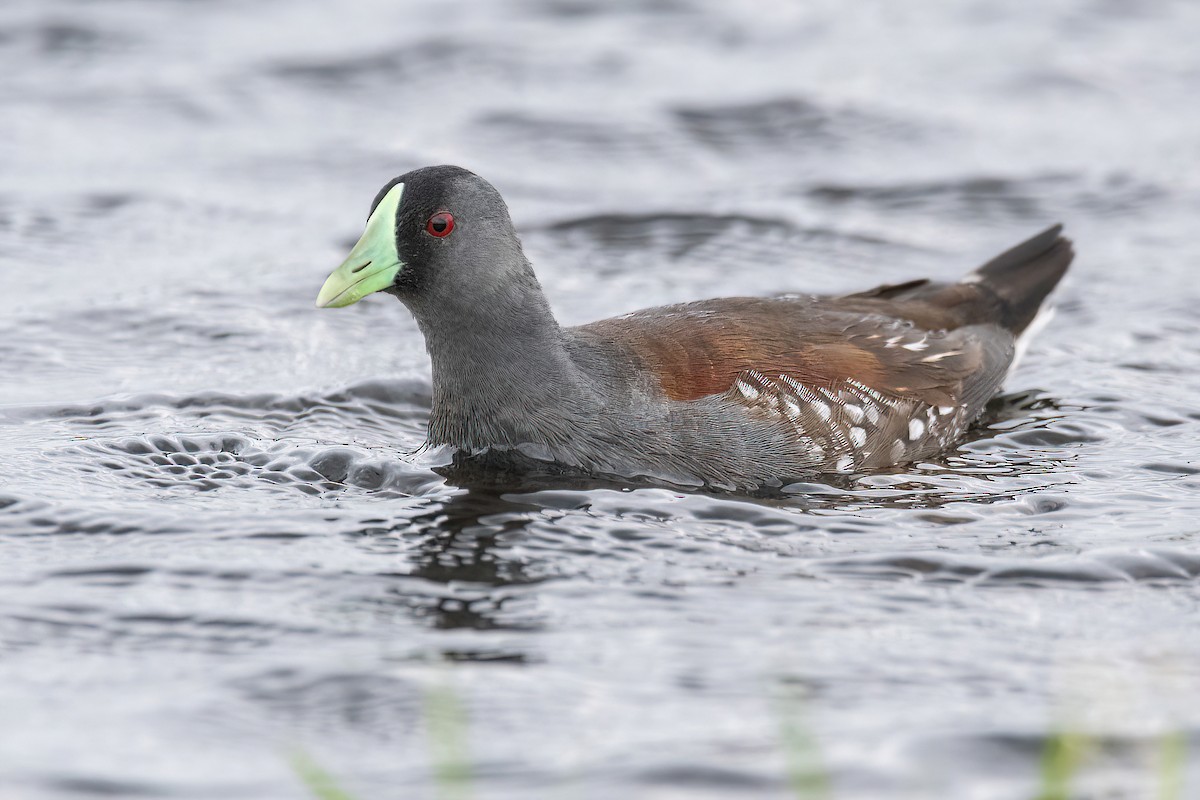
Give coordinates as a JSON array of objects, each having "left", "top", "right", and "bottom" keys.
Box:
[{"left": 316, "top": 165, "right": 529, "bottom": 311}]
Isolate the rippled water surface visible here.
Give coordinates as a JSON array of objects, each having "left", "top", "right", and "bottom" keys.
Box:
[{"left": 4, "top": 1, "right": 1200, "bottom": 798}]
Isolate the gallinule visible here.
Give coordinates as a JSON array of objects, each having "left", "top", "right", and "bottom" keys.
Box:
[{"left": 317, "top": 165, "right": 1073, "bottom": 490}]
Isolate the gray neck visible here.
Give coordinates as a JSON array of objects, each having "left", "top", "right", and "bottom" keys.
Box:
[{"left": 404, "top": 262, "right": 600, "bottom": 452}]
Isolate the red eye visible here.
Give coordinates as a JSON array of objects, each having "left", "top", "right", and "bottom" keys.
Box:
[{"left": 426, "top": 212, "right": 454, "bottom": 238}]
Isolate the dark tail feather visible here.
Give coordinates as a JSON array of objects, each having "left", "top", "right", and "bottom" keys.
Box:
[{"left": 970, "top": 224, "right": 1074, "bottom": 335}]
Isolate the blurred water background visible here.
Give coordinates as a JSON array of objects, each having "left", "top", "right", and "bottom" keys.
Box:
[{"left": 3, "top": 1, "right": 1200, "bottom": 798}]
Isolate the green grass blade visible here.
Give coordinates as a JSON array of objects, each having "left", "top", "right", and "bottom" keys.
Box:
[
  {"left": 1036, "top": 730, "right": 1092, "bottom": 800},
  {"left": 289, "top": 750, "right": 359, "bottom": 800},
  {"left": 777, "top": 686, "right": 831, "bottom": 800},
  {"left": 424, "top": 681, "right": 474, "bottom": 800},
  {"left": 1156, "top": 730, "right": 1185, "bottom": 800}
]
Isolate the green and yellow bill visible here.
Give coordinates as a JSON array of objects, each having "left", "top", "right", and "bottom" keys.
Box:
[{"left": 316, "top": 183, "right": 405, "bottom": 308}]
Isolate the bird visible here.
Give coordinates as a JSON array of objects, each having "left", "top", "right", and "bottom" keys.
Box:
[{"left": 316, "top": 165, "right": 1073, "bottom": 491}]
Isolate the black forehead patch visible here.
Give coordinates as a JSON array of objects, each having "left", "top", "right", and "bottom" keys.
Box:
[
  {"left": 368, "top": 165, "right": 484, "bottom": 221},
  {"left": 367, "top": 176, "right": 406, "bottom": 220}
]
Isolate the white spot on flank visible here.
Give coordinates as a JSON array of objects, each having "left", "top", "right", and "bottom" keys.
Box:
[
  {"left": 885, "top": 336, "right": 903, "bottom": 348},
  {"left": 902, "top": 339, "right": 929, "bottom": 351},
  {"left": 736, "top": 379, "right": 759, "bottom": 400},
  {"left": 812, "top": 401, "right": 832, "bottom": 421},
  {"left": 850, "top": 426, "right": 867, "bottom": 447},
  {"left": 938, "top": 405, "right": 955, "bottom": 416},
  {"left": 865, "top": 403, "right": 881, "bottom": 424},
  {"left": 783, "top": 398, "right": 802, "bottom": 420},
  {"left": 844, "top": 403, "right": 864, "bottom": 423},
  {"left": 908, "top": 418, "right": 926, "bottom": 440},
  {"left": 890, "top": 439, "right": 906, "bottom": 461},
  {"left": 835, "top": 455, "right": 854, "bottom": 473},
  {"left": 921, "top": 350, "right": 963, "bottom": 363}
]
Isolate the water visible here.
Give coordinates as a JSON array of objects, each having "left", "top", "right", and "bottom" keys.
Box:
[{"left": 3, "top": 0, "right": 1200, "bottom": 797}]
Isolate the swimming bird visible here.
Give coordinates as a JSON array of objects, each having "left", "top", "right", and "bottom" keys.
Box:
[{"left": 317, "top": 165, "right": 1072, "bottom": 490}]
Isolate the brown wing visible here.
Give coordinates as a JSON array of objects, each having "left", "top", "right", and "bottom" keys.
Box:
[
  {"left": 579, "top": 293, "right": 1014, "bottom": 471},
  {"left": 580, "top": 294, "right": 1014, "bottom": 410},
  {"left": 573, "top": 226, "right": 1069, "bottom": 471}
]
